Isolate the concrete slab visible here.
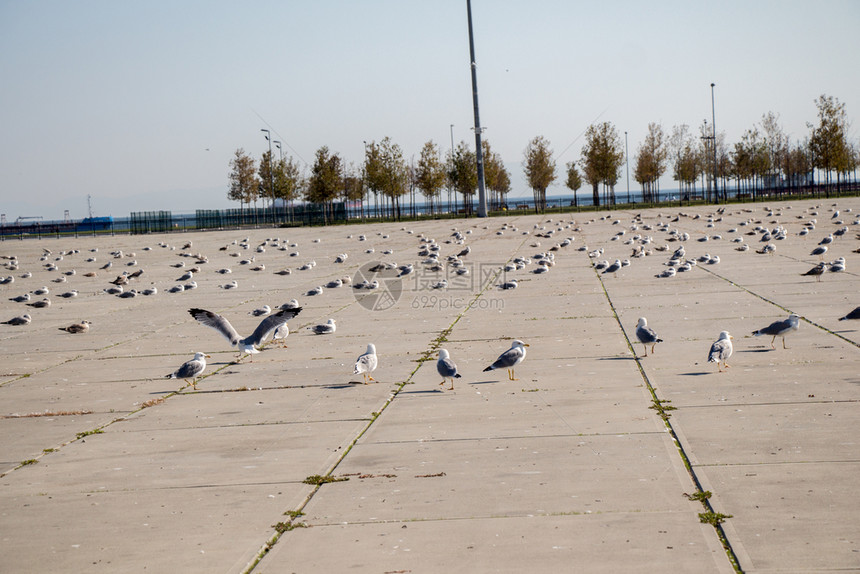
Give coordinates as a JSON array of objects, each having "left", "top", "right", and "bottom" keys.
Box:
[{"left": 0, "top": 197, "right": 858, "bottom": 573}]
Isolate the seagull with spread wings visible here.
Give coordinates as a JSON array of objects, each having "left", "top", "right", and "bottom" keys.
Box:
[{"left": 189, "top": 307, "right": 302, "bottom": 360}]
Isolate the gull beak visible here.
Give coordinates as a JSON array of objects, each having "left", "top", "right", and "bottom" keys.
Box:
[
  {"left": 524, "top": 343, "right": 530, "bottom": 347},
  {"left": 205, "top": 354, "right": 211, "bottom": 358}
]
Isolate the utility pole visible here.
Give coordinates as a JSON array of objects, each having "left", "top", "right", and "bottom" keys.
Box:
[{"left": 466, "top": 0, "right": 487, "bottom": 217}]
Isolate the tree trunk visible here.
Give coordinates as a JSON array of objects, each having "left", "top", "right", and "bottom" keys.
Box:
[{"left": 592, "top": 182, "right": 600, "bottom": 206}]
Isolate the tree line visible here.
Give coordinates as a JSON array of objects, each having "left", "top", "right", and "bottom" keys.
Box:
[{"left": 229, "top": 94, "right": 857, "bottom": 216}]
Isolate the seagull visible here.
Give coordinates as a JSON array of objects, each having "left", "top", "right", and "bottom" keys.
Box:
[
  {"left": 635, "top": 317, "right": 663, "bottom": 356},
  {"left": 312, "top": 319, "right": 336, "bottom": 335},
  {"left": 602, "top": 259, "right": 622, "bottom": 276},
  {"left": 2, "top": 314, "right": 31, "bottom": 326},
  {"left": 708, "top": 331, "right": 733, "bottom": 372},
  {"left": 59, "top": 320, "right": 91, "bottom": 334},
  {"left": 250, "top": 305, "right": 271, "bottom": 317},
  {"left": 482, "top": 340, "right": 529, "bottom": 381},
  {"left": 166, "top": 352, "right": 210, "bottom": 389},
  {"left": 189, "top": 306, "right": 303, "bottom": 359},
  {"left": 838, "top": 306, "right": 860, "bottom": 321},
  {"left": 752, "top": 314, "right": 800, "bottom": 349},
  {"left": 26, "top": 298, "right": 51, "bottom": 309},
  {"left": 436, "top": 348, "right": 462, "bottom": 390},
  {"left": 810, "top": 245, "right": 828, "bottom": 259},
  {"left": 353, "top": 343, "right": 378, "bottom": 384},
  {"left": 801, "top": 262, "right": 826, "bottom": 281},
  {"left": 9, "top": 293, "right": 31, "bottom": 303},
  {"left": 499, "top": 278, "right": 518, "bottom": 290}
]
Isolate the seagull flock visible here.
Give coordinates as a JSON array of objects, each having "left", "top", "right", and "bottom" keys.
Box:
[{"left": 1, "top": 200, "right": 858, "bottom": 387}]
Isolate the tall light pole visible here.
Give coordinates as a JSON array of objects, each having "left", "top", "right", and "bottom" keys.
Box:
[
  {"left": 273, "top": 140, "right": 282, "bottom": 220},
  {"left": 466, "top": 0, "right": 488, "bottom": 217},
  {"left": 625, "top": 131, "right": 630, "bottom": 204},
  {"left": 710, "top": 83, "right": 718, "bottom": 202},
  {"left": 261, "top": 128, "right": 274, "bottom": 221},
  {"left": 449, "top": 124, "right": 455, "bottom": 214}
]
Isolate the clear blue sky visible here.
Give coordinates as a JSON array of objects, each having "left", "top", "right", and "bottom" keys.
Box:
[{"left": 1, "top": 0, "right": 858, "bottom": 220}]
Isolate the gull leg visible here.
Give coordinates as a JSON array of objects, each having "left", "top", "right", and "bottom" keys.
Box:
[
  {"left": 783, "top": 337, "right": 788, "bottom": 350},
  {"left": 651, "top": 343, "right": 656, "bottom": 355},
  {"left": 770, "top": 336, "right": 776, "bottom": 350},
  {"left": 642, "top": 344, "right": 648, "bottom": 357},
  {"left": 449, "top": 379, "right": 454, "bottom": 391},
  {"left": 724, "top": 362, "right": 731, "bottom": 369}
]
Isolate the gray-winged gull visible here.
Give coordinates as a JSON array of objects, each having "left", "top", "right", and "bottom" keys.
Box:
[
  {"left": 189, "top": 306, "right": 303, "bottom": 359},
  {"left": 751, "top": 314, "right": 799, "bottom": 349},
  {"left": 58, "top": 320, "right": 91, "bottom": 334},
  {"left": 312, "top": 319, "right": 336, "bottom": 335},
  {"left": 353, "top": 343, "right": 378, "bottom": 384},
  {"left": 166, "top": 352, "right": 210, "bottom": 389},
  {"left": 437, "top": 348, "right": 462, "bottom": 390},
  {"left": 839, "top": 306, "right": 860, "bottom": 321},
  {"left": 801, "top": 262, "right": 825, "bottom": 281},
  {"left": 483, "top": 340, "right": 529, "bottom": 381},
  {"left": 635, "top": 317, "right": 663, "bottom": 356},
  {"left": 708, "top": 331, "right": 733, "bottom": 372},
  {"left": 2, "top": 314, "right": 31, "bottom": 326}
]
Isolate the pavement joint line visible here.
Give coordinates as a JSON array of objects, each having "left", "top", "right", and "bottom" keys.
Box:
[
  {"left": 306, "top": 507, "right": 692, "bottom": 528},
  {"left": 697, "top": 265, "right": 860, "bottom": 349},
  {"left": 681, "top": 398, "right": 860, "bottom": 409},
  {"left": 694, "top": 459, "right": 860, "bottom": 468},
  {"left": 591, "top": 258, "right": 743, "bottom": 573},
  {"left": 360, "top": 429, "right": 668, "bottom": 446},
  {"left": 241, "top": 234, "right": 527, "bottom": 573}
]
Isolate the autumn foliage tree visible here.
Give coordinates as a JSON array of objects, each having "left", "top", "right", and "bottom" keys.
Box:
[
  {"left": 482, "top": 140, "right": 511, "bottom": 210},
  {"left": 228, "top": 148, "right": 259, "bottom": 212},
  {"left": 522, "top": 135, "right": 556, "bottom": 212},
  {"left": 634, "top": 122, "right": 668, "bottom": 202},
  {"left": 581, "top": 122, "right": 625, "bottom": 206},
  {"left": 415, "top": 140, "right": 447, "bottom": 214}
]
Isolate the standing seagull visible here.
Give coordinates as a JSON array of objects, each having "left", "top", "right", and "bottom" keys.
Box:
[
  {"left": 482, "top": 340, "right": 529, "bottom": 381},
  {"left": 635, "top": 317, "right": 663, "bottom": 356},
  {"left": 751, "top": 314, "right": 800, "bottom": 349},
  {"left": 801, "top": 262, "right": 826, "bottom": 281},
  {"left": 166, "top": 352, "right": 210, "bottom": 389},
  {"left": 436, "top": 348, "right": 462, "bottom": 390},
  {"left": 353, "top": 343, "right": 378, "bottom": 384},
  {"left": 189, "top": 307, "right": 303, "bottom": 359},
  {"left": 708, "top": 331, "right": 733, "bottom": 373},
  {"left": 838, "top": 306, "right": 860, "bottom": 321}
]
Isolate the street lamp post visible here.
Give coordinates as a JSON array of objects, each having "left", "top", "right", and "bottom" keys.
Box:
[
  {"left": 625, "top": 131, "right": 630, "bottom": 205},
  {"left": 710, "top": 83, "right": 718, "bottom": 202},
  {"left": 466, "top": 0, "right": 488, "bottom": 218},
  {"left": 261, "top": 129, "right": 275, "bottom": 223},
  {"left": 449, "top": 124, "right": 455, "bottom": 214}
]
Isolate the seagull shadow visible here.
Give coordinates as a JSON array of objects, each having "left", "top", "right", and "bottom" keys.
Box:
[
  {"left": 597, "top": 356, "right": 636, "bottom": 361},
  {"left": 400, "top": 389, "right": 446, "bottom": 395},
  {"left": 738, "top": 348, "right": 774, "bottom": 353},
  {"left": 679, "top": 372, "right": 713, "bottom": 377},
  {"left": 470, "top": 380, "right": 504, "bottom": 385}
]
